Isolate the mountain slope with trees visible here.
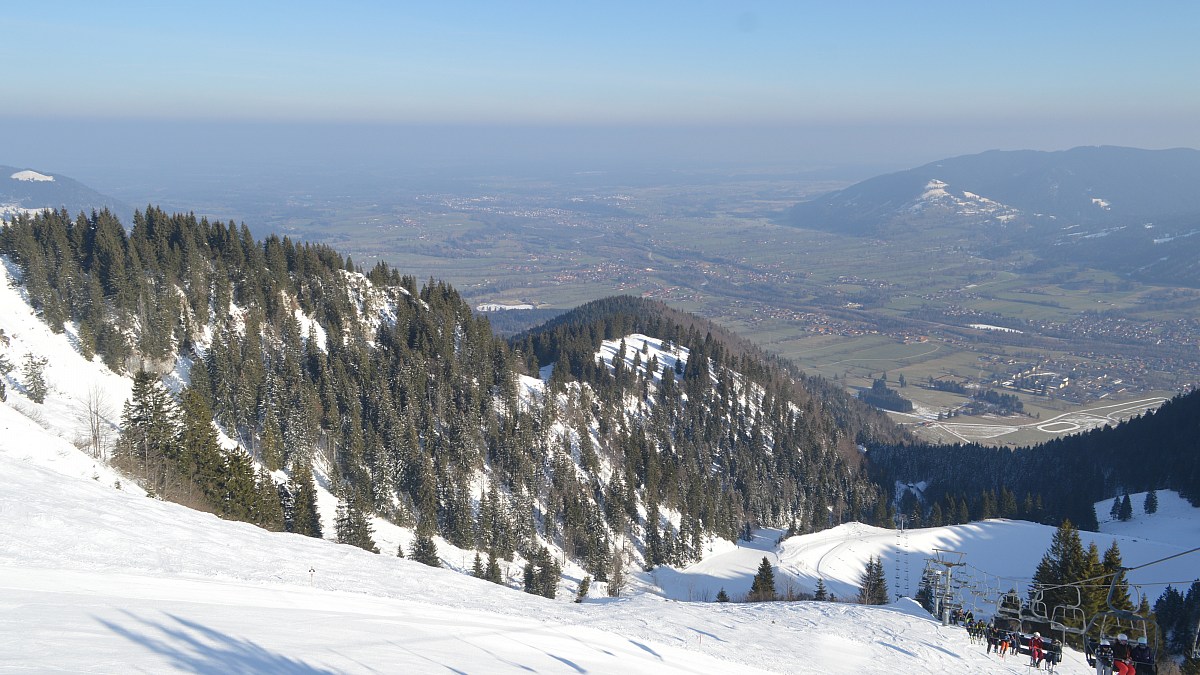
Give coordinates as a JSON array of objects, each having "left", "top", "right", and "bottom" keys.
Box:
[
  {"left": 867, "top": 389, "right": 1200, "bottom": 530},
  {"left": 0, "top": 207, "right": 910, "bottom": 582}
]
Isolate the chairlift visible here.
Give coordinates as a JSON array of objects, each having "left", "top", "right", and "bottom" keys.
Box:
[
  {"left": 996, "top": 590, "right": 1022, "bottom": 620},
  {"left": 1021, "top": 586, "right": 1050, "bottom": 623},
  {"left": 1049, "top": 586, "right": 1086, "bottom": 642},
  {"left": 1083, "top": 570, "right": 1160, "bottom": 669}
]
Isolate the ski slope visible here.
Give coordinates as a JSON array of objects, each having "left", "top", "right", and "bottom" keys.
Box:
[
  {"left": 1, "top": 419, "right": 1105, "bottom": 674},
  {"left": 653, "top": 515, "right": 1198, "bottom": 618}
]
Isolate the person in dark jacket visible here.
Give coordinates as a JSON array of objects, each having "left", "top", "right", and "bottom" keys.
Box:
[
  {"left": 1130, "top": 636, "right": 1155, "bottom": 675},
  {"left": 1112, "top": 634, "right": 1135, "bottom": 675},
  {"left": 986, "top": 623, "right": 1000, "bottom": 654},
  {"left": 1097, "top": 639, "right": 1116, "bottom": 674}
]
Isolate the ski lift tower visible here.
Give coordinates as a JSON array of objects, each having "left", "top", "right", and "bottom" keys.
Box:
[{"left": 928, "top": 549, "right": 967, "bottom": 625}]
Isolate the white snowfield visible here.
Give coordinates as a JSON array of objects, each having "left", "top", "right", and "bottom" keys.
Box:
[
  {"left": 9, "top": 169, "right": 55, "bottom": 182},
  {"left": 2, "top": 434, "right": 1105, "bottom": 674}
]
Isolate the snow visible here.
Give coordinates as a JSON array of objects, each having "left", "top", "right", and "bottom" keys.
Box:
[
  {"left": 477, "top": 302, "right": 535, "bottom": 311},
  {"left": 2, "top": 422, "right": 1114, "bottom": 673},
  {"left": 9, "top": 169, "right": 54, "bottom": 182},
  {"left": 912, "top": 179, "right": 1020, "bottom": 221},
  {"left": 1095, "top": 490, "right": 1200, "bottom": 545},
  {"left": 1091, "top": 197, "right": 1111, "bottom": 210},
  {"left": 0, "top": 258, "right": 133, "bottom": 473}
]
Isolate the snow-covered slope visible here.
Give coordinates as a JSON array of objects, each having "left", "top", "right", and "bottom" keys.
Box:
[
  {"left": 1, "top": 435, "right": 1097, "bottom": 674},
  {"left": 655, "top": 516, "right": 1197, "bottom": 608}
]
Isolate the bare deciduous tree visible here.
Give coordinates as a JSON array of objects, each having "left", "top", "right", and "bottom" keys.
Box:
[{"left": 77, "top": 384, "right": 114, "bottom": 461}]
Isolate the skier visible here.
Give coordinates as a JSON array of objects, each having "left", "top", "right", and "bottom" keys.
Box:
[
  {"left": 1129, "top": 636, "right": 1154, "bottom": 675},
  {"left": 986, "top": 622, "right": 1000, "bottom": 654},
  {"left": 1112, "top": 634, "right": 1135, "bottom": 675},
  {"left": 1046, "top": 638, "right": 1063, "bottom": 673},
  {"left": 1029, "top": 631, "right": 1044, "bottom": 668},
  {"left": 1094, "top": 638, "right": 1115, "bottom": 675}
]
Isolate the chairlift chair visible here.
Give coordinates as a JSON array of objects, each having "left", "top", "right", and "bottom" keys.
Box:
[
  {"left": 1022, "top": 587, "right": 1050, "bottom": 623},
  {"left": 1083, "top": 570, "right": 1160, "bottom": 667},
  {"left": 996, "top": 590, "right": 1022, "bottom": 620},
  {"left": 1049, "top": 586, "right": 1087, "bottom": 638}
]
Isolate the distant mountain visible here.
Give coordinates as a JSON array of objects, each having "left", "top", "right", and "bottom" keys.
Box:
[
  {"left": 1, "top": 165, "right": 131, "bottom": 220},
  {"left": 785, "top": 146, "right": 1200, "bottom": 285}
]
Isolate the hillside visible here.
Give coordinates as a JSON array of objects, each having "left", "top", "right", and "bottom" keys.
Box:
[
  {"left": 0, "top": 206, "right": 916, "bottom": 594},
  {"left": 867, "top": 389, "right": 1200, "bottom": 530},
  {"left": 1, "top": 404, "right": 1101, "bottom": 674},
  {"left": 784, "top": 146, "right": 1200, "bottom": 285},
  {"left": 0, "top": 165, "right": 132, "bottom": 221},
  {"left": 3, "top": 203, "right": 1198, "bottom": 672}
]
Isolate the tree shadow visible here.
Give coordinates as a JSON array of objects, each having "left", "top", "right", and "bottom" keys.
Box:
[{"left": 95, "top": 610, "right": 337, "bottom": 674}]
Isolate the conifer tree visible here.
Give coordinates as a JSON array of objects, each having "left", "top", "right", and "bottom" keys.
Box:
[
  {"left": 1119, "top": 492, "right": 1134, "bottom": 521},
  {"left": 815, "top": 577, "right": 829, "bottom": 601},
  {"left": 287, "top": 461, "right": 323, "bottom": 538},
  {"left": 1081, "top": 542, "right": 1105, "bottom": 622},
  {"left": 21, "top": 354, "right": 48, "bottom": 404},
  {"left": 857, "top": 556, "right": 889, "bottom": 605},
  {"left": 411, "top": 531, "right": 440, "bottom": 567},
  {"left": 716, "top": 588, "right": 730, "bottom": 602},
  {"left": 749, "top": 556, "right": 777, "bottom": 602},
  {"left": 607, "top": 548, "right": 625, "bottom": 597},
  {"left": 253, "top": 468, "right": 285, "bottom": 531},
  {"left": 1031, "top": 519, "right": 1088, "bottom": 636},
  {"left": 472, "top": 552, "right": 484, "bottom": 579},
  {"left": 1101, "top": 541, "right": 1133, "bottom": 611},
  {"left": 1144, "top": 489, "right": 1158, "bottom": 515},
  {"left": 335, "top": 494, "right": 379, "bottom": 554},
  {"left": 1110, "top": 495, "right": 1123, "bottom": 521},
  {"left": 575, "top": 575, "right": 591, "bottom": 603},
  {"left": 485, "top": 552, "right": 502, "bottom": 584}
]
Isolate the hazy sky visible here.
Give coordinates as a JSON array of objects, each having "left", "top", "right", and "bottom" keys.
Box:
[{"left": 2, "top": 1, "right": 1198, "bottom": 174}]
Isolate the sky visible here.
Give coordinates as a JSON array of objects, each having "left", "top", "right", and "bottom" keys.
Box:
[{"left": 2, "top": 1, "right": 1199, "bottom": 175}]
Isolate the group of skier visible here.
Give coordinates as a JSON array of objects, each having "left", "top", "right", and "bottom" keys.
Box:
[
  {"left": 966, "top": 620, "right": 1158, "bottom": 674},
  {"left": 1089, "top": 634, "right": 1156, "bottom": 675},
  {"left": 969, "top": 619, "right": 1062, "bottom": 670}
]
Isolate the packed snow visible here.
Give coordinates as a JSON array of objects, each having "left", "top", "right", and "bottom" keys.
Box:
[{"left": 9, "top": 169, "right": 54, "bottom": 182}]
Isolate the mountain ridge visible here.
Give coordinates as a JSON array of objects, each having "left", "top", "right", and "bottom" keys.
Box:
[
  {"left": 784, "top": 145, "right": 1200, "bottom": 285},
  {"left": 1, "top": 164, "right": 132, "bottom": 221}
]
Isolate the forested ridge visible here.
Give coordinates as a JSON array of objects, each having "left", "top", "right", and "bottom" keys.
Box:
[
  {"left": 0, "top": 207, "right": 907, "bottom": 580},
  {"left": 868, "top": 390, "right": 1200, "bottom": 530}
]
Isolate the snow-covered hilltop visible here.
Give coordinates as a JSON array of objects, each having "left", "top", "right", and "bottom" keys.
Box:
[{"left": 10, "top": 169, "right": 55, "bottom": 182}]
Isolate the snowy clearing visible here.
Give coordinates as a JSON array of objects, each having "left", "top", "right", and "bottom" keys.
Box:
[{"left": 9, "top": 169, "right": 54, "bottom": 182}]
